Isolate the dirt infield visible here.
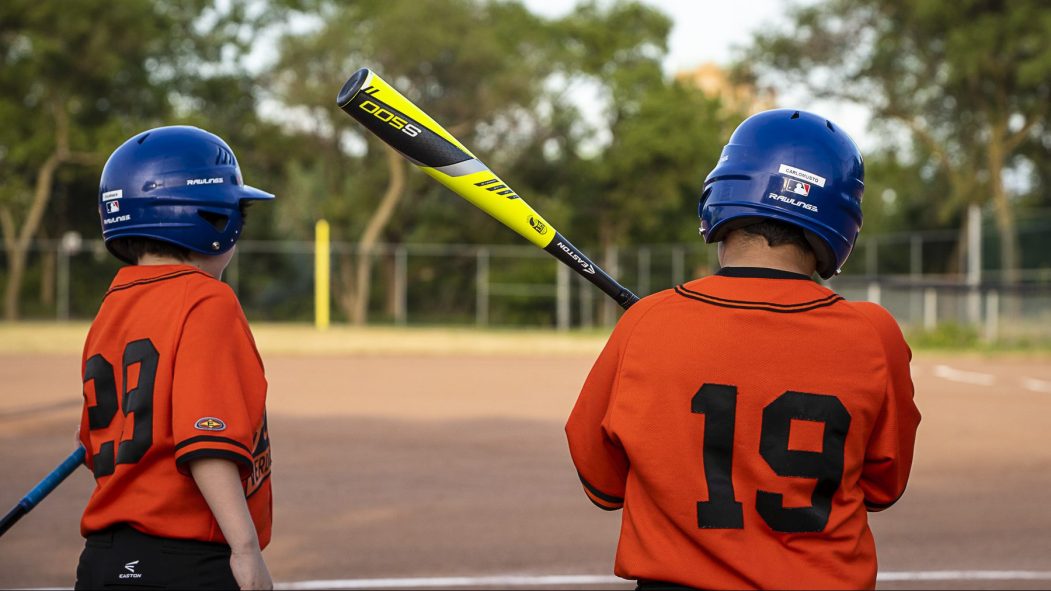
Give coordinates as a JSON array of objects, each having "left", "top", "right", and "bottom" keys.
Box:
[{"left": 1, "top": 346, "right": 1049, "bottom": 589}]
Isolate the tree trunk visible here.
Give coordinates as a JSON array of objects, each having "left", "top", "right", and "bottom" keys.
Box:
[
  {"left": 986, "top": 136, "right": 1020, "bottom": 285},
  {"left": 1, "top": 100, "right": 95, "bottom": 321},
  {"left": 349, "top": 147, "right": 406, "bottom": 325},
  {"left": 3, "top": 149, "right": 62, "bottom": 321}
]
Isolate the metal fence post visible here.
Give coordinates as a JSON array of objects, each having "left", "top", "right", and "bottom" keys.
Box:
[
  {"left": 672, "top": 246, "right": 685, "bottom": 285},
  {"left": 476, "top": 248, "right": 489, "bottom": 326},
  {"left": 924, "top": 288, "right": 938, "bottom": 331},
  {"left": 909, "top": 235, "right": 923, "bottom": 325},
  {"left": 638, "top": 247, "right": 650, "bottom": 297},
  {"left": 394, "top": 245, "right": 407, "bottom": 325},
  {"left": 867, "top": 281, "right": 881, "bottom": 305},
  {"left": 966, "top": 204, "right": 982, "bottom": 325},
  {"left": 556, "top": 262, "right": 570, "bottom": 331},
  {"left": 866, "top": 238, "right": 878, "bottom": 277},
  {"left": 984, "top": 290, "right": 999, "bottom": 343},
  {"left": 579, "top": 274, "right": 594, "bottom": 329},
  {"left": 910, "top": 235, "right": 923, "bottom": 276},
  {"left": 57, "top": 232, "right": 82, "bottom": 321}
]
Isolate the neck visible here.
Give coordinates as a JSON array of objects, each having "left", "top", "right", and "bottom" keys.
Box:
[
  {"left": 718, "top": 233, "right": 816, "bottom": 277},
  {"left": 137, "top": 253, "right": 191, "bottom": 267}
]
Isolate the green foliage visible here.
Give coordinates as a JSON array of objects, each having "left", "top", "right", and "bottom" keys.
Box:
[{"left": 739, "top": 0, "right": 1051, "bottom": 277}]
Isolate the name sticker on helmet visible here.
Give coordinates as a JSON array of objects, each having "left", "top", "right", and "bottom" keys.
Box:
[
  {"left": 186, "top": 177, "right": 224, "bottom": 186},
  {"left": 779, "top": 164, "right": 826, "bottom": 188},
  {"left": 102, "top": 189, "right": 123, "bottom": 201}
]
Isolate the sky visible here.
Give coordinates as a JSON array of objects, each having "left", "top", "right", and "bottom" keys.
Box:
[
  {"left": 522, "top": 0, "right": 792, "bottom": 71},
  {"left": 521, "top": 0, "right": 875, "bottom": 149}
]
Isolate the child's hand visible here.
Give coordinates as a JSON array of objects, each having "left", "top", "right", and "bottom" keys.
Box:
[{"left": 230, "top": 548, "right": 272, "bottom": 590}]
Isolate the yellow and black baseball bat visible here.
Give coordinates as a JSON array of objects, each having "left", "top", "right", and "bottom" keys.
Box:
[{"left": 336, "top": 69, "right": 639, "bottom": 309}]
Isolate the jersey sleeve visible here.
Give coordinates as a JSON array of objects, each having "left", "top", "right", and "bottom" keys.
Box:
[
  {"left": 566, "top": 293, "right": 666, "bottom": 511},
  {"left": 854, "top": 303, "right": 922, "bottom": 511},
  {"left": 171, "top": 286, "right": 262, "bottom": 478}
]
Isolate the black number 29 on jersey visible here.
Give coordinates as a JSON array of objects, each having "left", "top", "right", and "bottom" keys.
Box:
[
  {"left": 692, "top": 383, "right": 851, "bottom": 533},
  {"left": 83, "top": 339, "right": 159, "bottom": 478}
]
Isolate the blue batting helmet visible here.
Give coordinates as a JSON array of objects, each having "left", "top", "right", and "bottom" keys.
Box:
[
  {"left": 98, "top": 126, "right": 274, "bottom": 263},
  {"left": 699, "top": 109, "right": 864, "bottom": 279}
]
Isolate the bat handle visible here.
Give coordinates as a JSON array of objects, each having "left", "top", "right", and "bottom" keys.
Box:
[
  {"left": 24, "top": 447, "right": 86, "bottom": 507},
  {"left": 0, "top": 447, "right": 86, "bottom": 538},
  {"left": 618, "top": 291, "right": 640, "bottom": 309}
]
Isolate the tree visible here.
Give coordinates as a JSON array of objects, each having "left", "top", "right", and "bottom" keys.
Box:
[
  {"left": 538, "top": 1, "right": 732, "bottom": 277},
  {"left": 739, "top": 0, "right": 1051, "bottom": 283},
  {"left": 269, "top": 0, "right": 556, "bottom": 324},
  {"left": 0, "top": 0, "right": 291, "bottom": 319}
]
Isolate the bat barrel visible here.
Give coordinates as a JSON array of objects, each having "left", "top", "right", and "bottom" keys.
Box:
[{"left": 335, "top": 68, "right": 640, "bottom": 310}]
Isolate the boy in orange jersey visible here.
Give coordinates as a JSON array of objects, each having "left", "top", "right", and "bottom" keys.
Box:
[
  {"left": 566, "top": 109, "right": 920, "bottom": 590},
  {"left": 76, "top": 126, "right": 274, "bottom": 590}
]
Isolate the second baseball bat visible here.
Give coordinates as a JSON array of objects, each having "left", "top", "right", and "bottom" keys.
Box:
[{"left": 336, "top": 68, "right": 639, "bottom": 309}]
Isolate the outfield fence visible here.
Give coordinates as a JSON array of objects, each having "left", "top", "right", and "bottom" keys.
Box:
[{"left": 3, "top": 230, "right": 1051, "bottom": 343}]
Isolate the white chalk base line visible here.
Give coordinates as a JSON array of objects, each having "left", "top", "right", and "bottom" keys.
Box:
[{"left": 275, "top": 570, "right": 1051, "bottom": 590}]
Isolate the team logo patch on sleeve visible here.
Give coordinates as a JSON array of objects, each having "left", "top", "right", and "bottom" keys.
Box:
[{"left": 194, "top": 417, "right": 227, "bottom": 431}]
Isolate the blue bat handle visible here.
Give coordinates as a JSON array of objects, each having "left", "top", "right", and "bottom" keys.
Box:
[{"left": 21, "top": 447, "right": 86, "bottom": 510}]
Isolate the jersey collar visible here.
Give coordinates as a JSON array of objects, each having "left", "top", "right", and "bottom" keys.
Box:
[{"left": 715, "top": 266, "right": 813, "bottom": 280}]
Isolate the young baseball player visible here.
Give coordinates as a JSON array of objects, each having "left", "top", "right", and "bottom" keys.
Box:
[
  {"left": 75, "top": 126, "right": 274, "bottom": 590},
  {"left": 566, "top": 109, "right": 920, "bottom": 590}
]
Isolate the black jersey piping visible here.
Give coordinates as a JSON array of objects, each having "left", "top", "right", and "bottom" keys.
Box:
[
  {"left": 586, "top": 496, "right": 622, "bottom": 511},
  {"left": 674, "top": 285, "right": 844, "bottom": 313},
  {"left": 676, "top": 284, "right": 841, "bottom": 309},
  {"left": 865, "top": 487, "right": 907, "bottom": 511},
  {"left": 174, "top": 449, "right": 253, "bottom": 474},
  {"left": 174, "top": 435, "right": 252, "bottom": 454},
  {"left": 105, "top": 269, "right": 208, "bottom": 298},
  {"left": 578, "top": 472, "right": 624, "bottom": 504}
]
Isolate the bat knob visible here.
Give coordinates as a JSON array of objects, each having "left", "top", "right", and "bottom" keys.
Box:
[{"left": 336, "top": 68, "right": 372, "bottom": 108}]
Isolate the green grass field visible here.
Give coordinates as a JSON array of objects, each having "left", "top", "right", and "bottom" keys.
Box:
[{"left": 3, "top": 321, "right": 1048, "bottom": 357}]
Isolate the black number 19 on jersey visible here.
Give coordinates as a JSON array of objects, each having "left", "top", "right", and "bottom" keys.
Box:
[{"left": 692, "top": 383, "right": 851, "bottom": 533}]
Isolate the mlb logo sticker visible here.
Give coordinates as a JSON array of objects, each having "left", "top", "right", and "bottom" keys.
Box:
[
  {"left": 783, "top": 178, "right": 811, "bottom": 197},
  {"left": 105, "top": 201, "right": 120, "bottom": 214}
]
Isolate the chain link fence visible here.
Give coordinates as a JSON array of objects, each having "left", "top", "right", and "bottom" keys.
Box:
[{"left": 3, "top": 227, "right": 1051, "bottom": 343}]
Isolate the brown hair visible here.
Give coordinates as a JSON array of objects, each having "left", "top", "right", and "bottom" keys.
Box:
[
  {"left": 738, "top": 219, "right": 814, "bottom": 255},
  {"left": 108, "top": 237, "right": 192, "bottom": 264}
]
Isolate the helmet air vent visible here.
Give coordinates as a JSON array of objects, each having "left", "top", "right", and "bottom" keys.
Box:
[
  {"left": 790, "top": 111, "right": 800, "bottom": 119},
  {"left": 198, "top": 210, "right": 230, "bottom": 232},
  {"left": 137, "top": 133, "right": 151, "bottom": 144},
  {"left": 826, "top": 121, "right": 836, "bottom": 132},
  {"left": 215, "top": 146, "right": 234, "bottom": 166}
]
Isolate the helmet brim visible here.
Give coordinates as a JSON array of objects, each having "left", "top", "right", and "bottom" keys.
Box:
[{"left": 240, "top": 185, "right": 275, "bottom": 201}]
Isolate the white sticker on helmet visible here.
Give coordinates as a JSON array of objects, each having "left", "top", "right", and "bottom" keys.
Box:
[
  {"left": 778, "top": 164, "right": 826, "bottom": 188},
  {"left": 102, "top": 189, "right": 123, "bottom": 201}
]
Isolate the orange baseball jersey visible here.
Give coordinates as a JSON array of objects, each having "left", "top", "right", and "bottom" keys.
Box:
[
  {"left": 78, "top": 265, "right": 272, "bottom": 548},
  {"left": 566, "top": 267, "right": 920, "bottom": 590}
]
